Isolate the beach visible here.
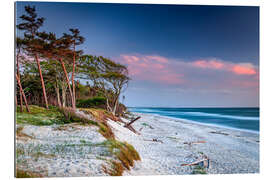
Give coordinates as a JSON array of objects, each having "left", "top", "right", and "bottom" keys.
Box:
[
  {"left": 16, "top": 110, "right": 259, "bottom": 176},
  {"left": 110, "top": 112, "right": 259, "bottom": 175}
]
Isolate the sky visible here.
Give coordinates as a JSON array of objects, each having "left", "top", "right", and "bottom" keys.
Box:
[{"left": 16, "top": 2, "right": 259, "bottom": 107}]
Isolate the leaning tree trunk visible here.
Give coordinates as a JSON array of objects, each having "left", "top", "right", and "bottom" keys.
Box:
[
  {"left": 15, "top": 74, "right": 30, "bottom": 113},
  {"left": 61, "top": 81, "right": 67, "bottom": 108},
  {"left": 59, "top": 58, "right": 75, "bottom": 109},
  {"left": 71, "top": 45, "right": 76, "bottom": 108},
  {"left": 112, "top": 94, "right": 120, "bottom": 116},
  {"left": 106, "top": 98, "right": 112, "bottom": 112},
  {"left": 16, "top": 50, "right": 23, "bottom": 112},
  {"left": 34, "top": 54, "right": 49, "bottom": 109}
]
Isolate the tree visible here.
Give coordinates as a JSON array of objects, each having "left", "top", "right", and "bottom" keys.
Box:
[
  {"left": 17, "top": 5, "right": 49, "bottom": 109},
  {"left": 16, "top": 37, "right": 30, "bottom": 112},
  {"left": 63, "top": 29, "right": 85, "bottom": 106},
  {"left": 43, "top": 32, "right": 76, "bottom": 109},
  {"left": 77, "top": 55, "right": 130, "bottom": 115},
  {"left": 100, "top": 59, "right": 130, "bottom": 115},
  {"left": 16, "top": 74, "right": 30, "bottom": 112}
]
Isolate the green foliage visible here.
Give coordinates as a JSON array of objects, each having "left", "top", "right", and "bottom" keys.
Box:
[
  {"left": 76, "top": 97, "right": 106, "bottom": 108},
  {"left": 16, "top": 105, "right": 64, "bottom": 126},
  {"left": 192, "top": 165, "right": 207, "bottom": 174}
]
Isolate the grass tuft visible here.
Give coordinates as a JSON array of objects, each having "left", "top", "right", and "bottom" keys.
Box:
[
  {"left": 100, "top": 139, "right": 140, "bottom": 174},
  {"left": 102, "top": 160, "right": 124, "bottom": 176},
  {"left": 16, "top": 169, "right": 44, "bottom": 178},
  {"left": 192, "top": 165, "right": 207, "bottom": 174}
]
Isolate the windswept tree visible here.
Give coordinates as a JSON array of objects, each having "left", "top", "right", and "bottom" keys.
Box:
[
  {"left": 16, "top": 37, "right": 30, "bottom": 112},
  {"left": 100, "top": 57, "right": 130, "bottom": 115},
  {"left": 78, "top": 55, "right": 130, "bottom": 115},
  {"left": 17, "top": 5, "right": 49, "bottom": 109},
  {"left": 33, "top": 31, "right": 76, "bottom": 109},
  {"left": 63, "top": 29, "right": 85, "bottom": 105}
]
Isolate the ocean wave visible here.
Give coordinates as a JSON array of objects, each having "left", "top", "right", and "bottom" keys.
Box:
[
  {"left": 130, "top": 108, "right": 259, "bottom": 121},
  {"left": 133, "top": 112, "right": 259, "bottom": 134},
  {"left": 177, "top": 111, "right": 259, "bottom": 121}
]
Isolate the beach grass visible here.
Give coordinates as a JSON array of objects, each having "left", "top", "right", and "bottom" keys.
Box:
[
  {"left": 16, "top": 105, "right": 64, "bottom": 126},
  {"left": 192, "top": 165, "right": 207, "bottom": 174}
]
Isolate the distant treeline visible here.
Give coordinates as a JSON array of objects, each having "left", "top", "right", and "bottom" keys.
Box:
[{"left": 16, "top": 5, "right": 129, "bottom": 116}]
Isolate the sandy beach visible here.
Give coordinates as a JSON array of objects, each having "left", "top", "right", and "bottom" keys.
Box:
[
  {"left": 110, "top": 113, "right": 259, "bottom": 175},
  {"left": 16, "top": 111, "right": 259, "bottom": 176}
]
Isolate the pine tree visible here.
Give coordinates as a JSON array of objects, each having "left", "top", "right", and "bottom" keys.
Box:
[
  {"left": 17, "top": 5, "right": 49, "bottom": 109},
  {"left": 63, "top": 29, "right": 85, "bottom": 108}
]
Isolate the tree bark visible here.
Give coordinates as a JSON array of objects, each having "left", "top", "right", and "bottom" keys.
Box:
[
  {"left": 55, "top": 85, "right": 61, "bottom": 108},
  {"left": 71, "top": 44, "right": 76, "bottom": 108},
  {"left": 112, "top": 93, "right": 120, "bottom": 115},
  {"left": 106, "top": 98, "right": 112, "bottom": 112},
  {"left": 61, "top": 81, "right": 67, "bottom": 107},
  {"left": 15, "top": 74, "right": 30, "bottom": 113},
  {"left": 59, "top": 58, "right": 75, "bottom": 109},
  {"left": 34, "top": 53, "right": 49, "bottom": 109},
  {"left": 16, "top": 50, "right": 23, "bottom": 112}
]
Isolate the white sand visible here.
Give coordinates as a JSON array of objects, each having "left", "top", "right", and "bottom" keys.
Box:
[
  {"left": 108, "top": 113, "right": 259, "bottom": 175},
  {"left": 16, "top": 111, "right": 259, "bottom": 176},
  {"left": 16, "top": 123, "right": 110, "bottom": 177}
]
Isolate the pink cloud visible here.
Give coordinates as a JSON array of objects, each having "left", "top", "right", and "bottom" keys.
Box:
[
  {"left": 116, "top": 54, "right": 258, "bottom": 90},
  {"left": 192, "top": 60, "right": 225, "bottom": 69},
  {"left": 191, "top": 59, "right": 257, "bottom": 75},
  {"left": 119, "top": 54, "right": 183, "bottom": 85},
  {"left": 232, "top": 64, "right": 256, "bottom": 75},
  {"left": 144, "top": 55, "right": 169, "bottom": 63}
]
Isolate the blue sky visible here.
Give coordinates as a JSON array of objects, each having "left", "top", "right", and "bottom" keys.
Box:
[{"left": 16, "top": 2, "right": 259, "bottom": 107}]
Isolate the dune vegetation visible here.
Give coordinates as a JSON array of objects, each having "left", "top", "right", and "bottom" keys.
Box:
[{"left": 15, "top": 5, "right": 139, "bottom": 177}]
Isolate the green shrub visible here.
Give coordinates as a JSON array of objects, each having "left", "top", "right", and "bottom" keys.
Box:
[{"left": 76, "top": 97, "right": 106, "bottom": 108}]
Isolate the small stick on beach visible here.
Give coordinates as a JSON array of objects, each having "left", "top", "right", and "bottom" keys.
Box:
[{"left": 183, "top": 141, "right": 206, "bottom": 145}]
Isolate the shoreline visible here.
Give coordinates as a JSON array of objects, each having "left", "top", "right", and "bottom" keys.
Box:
[
  {"left": 110, "top": 112, "right": 259, "bottom": 175},
  {"left": 131, "top": 112, "right": 259, "bottom": 134}
]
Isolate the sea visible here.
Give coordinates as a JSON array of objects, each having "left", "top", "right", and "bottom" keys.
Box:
[{"left": 129, "top": 107, "right": 259, "bottom": 133}]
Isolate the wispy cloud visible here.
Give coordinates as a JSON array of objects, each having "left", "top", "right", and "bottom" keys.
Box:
[
  {"left": 116, "top": 54, "right": 259, "bottom": 90},
  {"left": 190, "top": 59, "right": 257, "bottom": 75},
  {"left": 118, "top": 54, "right": 183, "bottom": 84}
]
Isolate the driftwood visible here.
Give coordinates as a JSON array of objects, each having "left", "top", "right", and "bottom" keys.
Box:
[
  {"left": 183, "top": 141, "right": 206, "bottom": 145},
  {"left": 123, "top": 116, "right": 141, "bottom": 134},
  {"left": 181, "top": 158, "right": 209, "bottom": 168},
  {"left": 124, "top": 116, "right": 141, "bottom": 127},
  {"left": 209, "top": 131, "right": 229, "bottom": 136},
  {"left": 143, "top": 138, "right": 163, "bottom": 143}
]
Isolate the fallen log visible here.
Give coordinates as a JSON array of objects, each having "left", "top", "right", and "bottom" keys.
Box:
[
  {"left": 124, "top": 116, "right": 141, "bottom": 127},
  {"left": 125, "top": 124, "right": 140, "bottom": 135}
]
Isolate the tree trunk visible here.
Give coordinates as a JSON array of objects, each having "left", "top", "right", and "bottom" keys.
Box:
[
  {"left": 34, "top": 54, "right": 49, "bottom": 109},
  {"left": 112, "top": 94, "right": 120, "bottom": 115},
  {"left": 15, "top": 74, "right": 30, "bottom": 113},
  {"left": 72, "top": 45, "right": 76, "bottom": 108},
  {"left": 59, "top": 58, "right": 75, "bottom": 109},
  {"left": 106, "top": 98, "right": 112, "bottom": 112},
  {"left": 62, "top": 82, "right": 67, "bottom": 107},
  {"left": 16, "top": 50, "right": 23, "bottom": 112},
  {"left": 55, "top": 86, "right": 61, "bottom": 108}
]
